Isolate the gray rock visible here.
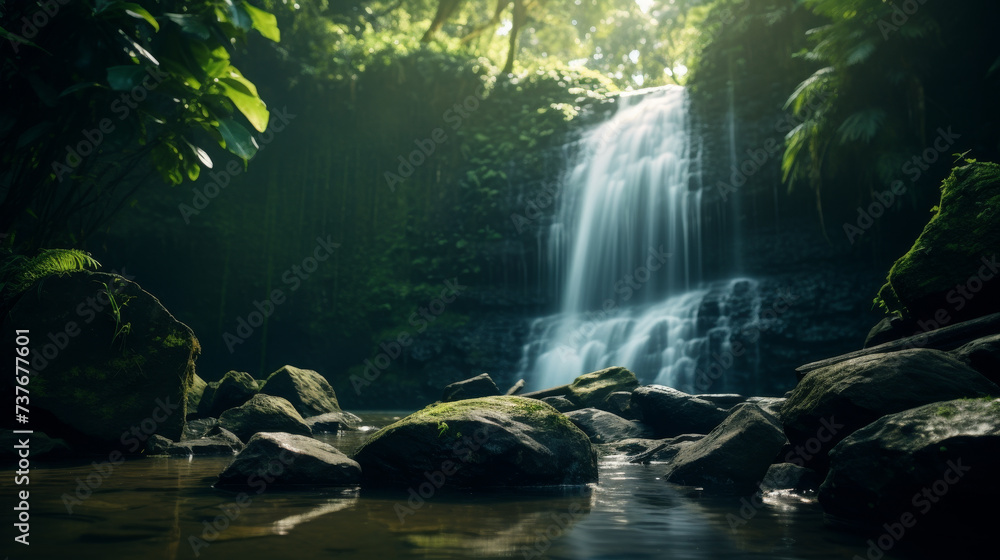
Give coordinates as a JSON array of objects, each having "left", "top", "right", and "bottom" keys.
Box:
[
  {"left": 147, "top": 426, "right": 243, "bottom": 456},
  {"left": 697, "top": 394, "right": 748, "bottom": 409},
  {"left": 259, "top": 365, "right": 341, "bottom": 417},
  {"left": 541, "top": 396, "right": 578, "bottom": 412},
  {"left": 216, "top": 432, "right": 360, "bottom": 489},
  {"left": 761, "top": 463, "right": 819, "bottom": 493},
  {"left": 353, "top": 396, "right": 597, "bottom": 488},
  {"left": 304, "top": 411, "right": 362, "bottom": 433},
  {"left": 951, "top": 334, "right": 1000, "bottom": 385},
  {"left": 820, "top": 398, "right": 1000, "bottom": 539},
  {"left": 664, "top": 404, "right": 787, "bottom": 494},
  {"left": 745, "top": 396, "right": 786, "bottom": 421},
  {"left": 597, "top": 435, "right": 704, "bottom": 463},
  {"left": 219, "top": 394, "right": 312, "bottom": 442},
  {"left": 599, "top": 391, "right": 639, "bottom": 420},
  {"left": 203, "top": 371, "right": 257, "bottom": 418},
  {"left": 564, "top": 408, "right": 653, "bottom": 443},
  {"left": 630, "top": 385, "right": 730, "bottom": 437},
  {"left": 442, "top": 373, "right": 501, "bottom": 402},
  {"left": 781, "top": 348, "right": 999, "bottom": 471},
  {"left": 182, "top": 417, "right": 219, "bottom": 440}
]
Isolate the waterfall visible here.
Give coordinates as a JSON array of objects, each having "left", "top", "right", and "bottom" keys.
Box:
[{"left": 519, "top": 86, "right": 761, "bottom": 393}]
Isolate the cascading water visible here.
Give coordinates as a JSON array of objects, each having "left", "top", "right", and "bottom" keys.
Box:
[{"left": 519, "top": 86, "right": 762, "bottom": 393}]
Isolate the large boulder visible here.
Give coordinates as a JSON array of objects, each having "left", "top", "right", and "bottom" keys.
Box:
[
  {"left": 219, "top": 394, "right": 312, "bottom": 442},
  {"left": 353, "top": 396, "right": 597, "bottom": 488},
  {"left": 566, "top": 366, "right": 639, "bottom": 408},
  {"left": 202, "top": 370, "right": 257, "bottom": 417},
  {"left": 820, "top": 398, "right": 1000, "bottom": 539},
  {"left": 599, "top": 391, "right": 639, "bottom": 419},
  {"left": 183, "top": 417, "right": 219, "bottom": 440},
  {"left": 442, "top": 373, "right": 501, "bottom": 402},
  {"left": 781, "top": 348, "right": 999, "bottom": 471},
  {"left": 564, "top": 408, "right": 652, "bottom": 443},
  {"left": 2, "top": 271, "right": 197, "bottom": 446},
  {"left": 258, "top": 365, "right": 340, "bottom": 417},
  {"left": 663, "top": 404, "right": 787, "bottom": 495},
  {"left": 874, "top": 161, "right": 1000, "bottom": 324},
  {"left": 216, "top": 432, "right": 361, "bottom": 490},
  {"left": 630, "top": 385, "right": 729, "bottom": 437}
]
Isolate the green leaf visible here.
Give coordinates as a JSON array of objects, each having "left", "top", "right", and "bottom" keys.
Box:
[
  {"left": 219, "top": 79, "right": 269, "bottom": 132},
  {"left": 216, "top": 118, "right": 258, "bottom": 159},
  {"left": 120, "top": 3, "right": 159, "bottom": 32},
  {"left": 165, "top": 13, "right": 210, "bottom": 40},
  {"left": 106, "top": 65, "right": 148, "bottom": 91},
  {"left": 242, "top": 2, "right": 280, "bottom": 42}
]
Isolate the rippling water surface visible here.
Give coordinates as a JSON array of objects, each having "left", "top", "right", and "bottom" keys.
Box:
[{"left": 2, "top": 412, "right": 917, "bottom": 559}]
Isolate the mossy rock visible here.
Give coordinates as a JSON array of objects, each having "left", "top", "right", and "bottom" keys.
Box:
[
  {"left": 353, "top": 396, "right": 597, "bottom": 488},
  {"left": 203, "top": 370, "right": 257, "bottom": 417},
  {"left": 1, "top": 271, "right": 197, "bottom": 446},
  {"left": 820, "top": 398, "right": 1000, "bottom": 540},
  {"left": 219, "top": 394, "right": 312, "bottom": 442},
  {"left": 259, "top": 365, "right": 340, "bottom": 417},
  {"left": 566, "top": 366, "right": 639, "bottom": 408},
  {"left": 875, "top": 161, "right": 1000, "bottom": 322}
]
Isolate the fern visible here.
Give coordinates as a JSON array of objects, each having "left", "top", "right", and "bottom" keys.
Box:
[{"left": 0, "top": 248, "right": 102, "bottom": 299}]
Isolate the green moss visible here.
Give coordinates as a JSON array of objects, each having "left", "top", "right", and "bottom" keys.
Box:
[
  {"left": 361, "top": 396, "right": 575, "bottom": 448},
  {"left": 935, "top": 405, "right": 956, "bottom": 418},
  {"left": 874, "top": 161, "right": 1000, "bottom": 318},
  {"left": 162, "top": 332, "right": 189, "bottom": 348}
]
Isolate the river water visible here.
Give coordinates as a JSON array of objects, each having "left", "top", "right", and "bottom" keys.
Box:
[{"left": 3, "top": 412, "right": 916, "bottom": 559}]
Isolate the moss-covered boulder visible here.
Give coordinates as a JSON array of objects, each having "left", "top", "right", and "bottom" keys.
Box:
[
  {"left": 566, "top": 366, "right": 639, "bottom": 408},
  {"left": 202, "top": 370, "right": 257, "bottom": 417},
  {"left": 1, "top": 271, "right": 198, "bottom": 447},
  {"left": 216, "top": 432, "right": 360, "bottom": 490},
  {"left": 782, "top": 348, "right": 999, "bottom": 472},
  {"left": 219, "top": 394, "right": 312, "bottom": 442},
  {"left": 820, "top": 398, "right": 1000, "bottom": 540},
  {"left": 353, "top": 396, "right": 597, "bottom": 488},
  {"left": 875, "top": 161, "right": 1000, "bottom": 323},
  {"left": 259, "top": 365, "right": 340, "bottom": 417}
]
